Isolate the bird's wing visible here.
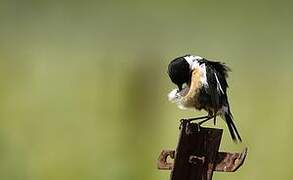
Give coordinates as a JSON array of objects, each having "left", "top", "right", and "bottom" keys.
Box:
[
  {"left": 204, "top": 60, "right": 230, "bottom": 110},
  {"left": 203, "top": 60, "right": 242, "bottom": 142},
  {"left": 205, "top": 65, "right": 221, "bottom": 111},
  {"left": 206, "top": 60, "right": 230, "bottom": 92}
]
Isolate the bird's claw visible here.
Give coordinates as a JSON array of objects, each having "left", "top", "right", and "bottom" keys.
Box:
[
  {"left": 179, "top": 119, "right": 187, "bottom": 130},
  {"left": 179, "top": 119, "right": 202, "bottom": 130},
  {"left": 179, "top": 119, "right": 202, "bottom": 134}
]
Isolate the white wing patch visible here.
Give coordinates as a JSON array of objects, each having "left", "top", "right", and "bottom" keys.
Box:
[
  {"left": 214, "top": 72, "right": 224, "bottom": 94},
  {"left": 184, "top": 55, "right": 203, "bottom": 69}
]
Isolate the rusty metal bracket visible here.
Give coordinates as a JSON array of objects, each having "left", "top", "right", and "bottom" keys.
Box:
[
  {"left": 189, "top": 155, "right": 205, "bottom": 165},
  {"left": 157, "top": 150, "right": 175, "bottom": 170},
  {"left": 215, "top": 147, "right": 248, "bottom": 172},
  {"left": 157, "top": 147, "right": 247, "bottom": 172}
]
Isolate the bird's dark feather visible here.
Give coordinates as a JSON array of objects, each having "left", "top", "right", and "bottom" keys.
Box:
[
  {"left": 197, "top": 59, "right": 241, "bottom": 142},
  {"left": 167, "top": 57, "right": 191, "bottom": 89},
  {"left": 198, "top": 59, "right": 230, "bottom": 111}
]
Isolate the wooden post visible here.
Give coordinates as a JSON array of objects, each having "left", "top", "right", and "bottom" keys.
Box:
[{"left": 157, "top": 120, "right": 247, "bottom": 180}]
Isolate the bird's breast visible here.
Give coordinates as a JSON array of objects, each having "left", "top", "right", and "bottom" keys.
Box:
[{"left": 180, "top": 68, "right": 205, "bottom": 109}]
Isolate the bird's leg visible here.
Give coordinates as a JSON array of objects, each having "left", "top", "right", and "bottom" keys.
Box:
[
  {"left": 179, "top": 116, "right": 209, "bottom": 130},
  {"left": 213, "top": 111, "right": 217, "bottom": 125},
  {"left": 198, "top": 115, "right": 216, "bottom": 125},
  {"left": 198, "top": 111, "right": 216, "bottom": 126},
  {"left": 183, "top": 115, "right": 210, "bottom": 123},
  {"left": 180, "top": 114, "right": 216, "bottom": 130}
]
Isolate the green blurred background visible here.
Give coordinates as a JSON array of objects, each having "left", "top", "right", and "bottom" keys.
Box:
[{"left": 0, "top": 0, "right": 292, "bottom": 179}]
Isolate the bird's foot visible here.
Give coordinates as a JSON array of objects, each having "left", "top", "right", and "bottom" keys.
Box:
[
  {"left": 179, "top": 115, "right": 216, "bottom": 133},
  {"left": 179, "top": 119, "right": 201, "bottom": 133},
  {"left": 179, "top": 116, "right": 207, "bottom": 130},
  {"left": 179, "top": 119, "right": 187, "bottom": 129}
]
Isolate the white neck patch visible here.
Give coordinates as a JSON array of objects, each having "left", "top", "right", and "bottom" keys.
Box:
[
  {"left": 184, "top": 55, "right": 208, "bottom": 86},
  {"left": 183, "top": 55, "right": 203, "bottom": 70}
]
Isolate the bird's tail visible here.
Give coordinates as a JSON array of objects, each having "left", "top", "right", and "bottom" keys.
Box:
[{"left": 224, "top": 112, "right": 242, "bottom": 143}]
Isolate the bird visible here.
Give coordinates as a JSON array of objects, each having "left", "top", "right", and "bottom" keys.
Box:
[{"left": 167, "top": 54, "right": 242, "bottom": 143}]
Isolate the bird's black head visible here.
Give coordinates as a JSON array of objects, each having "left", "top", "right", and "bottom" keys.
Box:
[{"left": 168, "top": 56, "right": 191, "bottom": 91}]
